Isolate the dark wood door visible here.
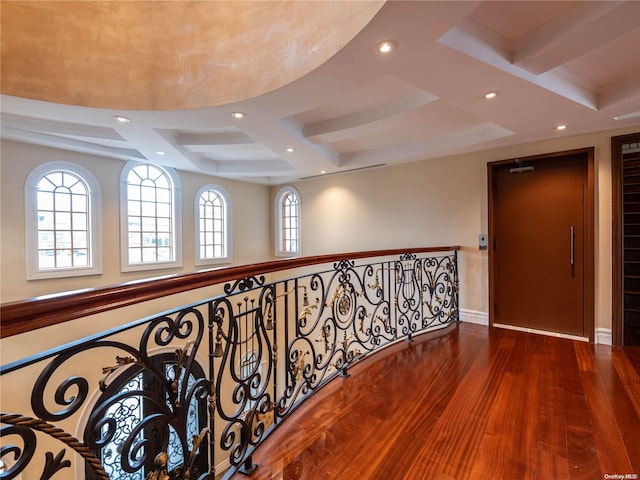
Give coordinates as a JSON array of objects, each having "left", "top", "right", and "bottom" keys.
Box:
[{"left": 491, "top": 153, "right": 587, "bottom": 337}]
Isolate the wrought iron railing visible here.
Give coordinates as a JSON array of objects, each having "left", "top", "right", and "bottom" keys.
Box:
[{"left": 0, "top": 247, "right": 459, "bottom": 480}]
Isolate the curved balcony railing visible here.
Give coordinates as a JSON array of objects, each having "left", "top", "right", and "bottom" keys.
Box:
[{"left": 0, "top": 247, "right": 459, "bottom": 480}]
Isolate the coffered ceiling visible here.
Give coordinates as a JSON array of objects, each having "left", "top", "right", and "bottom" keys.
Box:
[{"left": 2, "top": 1, "right": 640, "bottom": 185}]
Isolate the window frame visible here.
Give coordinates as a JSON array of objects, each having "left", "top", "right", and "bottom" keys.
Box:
[
  {"left": 119, "top": 161, "right": 182, "bottom": 272},
  {"left": 25, "top": 161, "right": 102, "bottom": 280},
  {"left": 195, "top": 184, "right": 232, "bottom": 266},
  {"left": 275, "top": 186, "right": 301, "bottom": 257}
]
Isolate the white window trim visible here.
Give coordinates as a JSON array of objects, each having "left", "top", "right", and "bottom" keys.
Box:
[
  {"left": 119, "top": 161, "right": 182, "bottom": 272},
  {"left": 25, "top": 161, "right": 102, "bottom": 280},
  {"left": 275, "top": 186, "right": 301, "bottom": 257},
  {"left": 195, "top": 184, "right": 232, "bottom": 266}
]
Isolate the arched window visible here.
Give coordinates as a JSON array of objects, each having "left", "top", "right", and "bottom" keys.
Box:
[
  {"left": 275, "top": 186, "right": 301, "bottom": 256},
  {"left": 195, "top": 185, "right": 231, "bottom": 265},
  {"left": 120, "top": 162, "right": 182, "bottom": 271},
  {"left": 25, "top": 162, "right": 101, "bottom": 279}
]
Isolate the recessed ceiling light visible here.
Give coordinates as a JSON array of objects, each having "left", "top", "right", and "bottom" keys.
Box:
[
  {"left": 556, "top": 124, "right": 568, "bottom": 131},
  {"left": 113, "top": 115, "right": 130, "bottom": 123},
  {"left": 231, "top": 112, "right": 245, "bottom": 119},
  {"left": 155, "top": 151, "right": 166, "bottom": 155},
  {"left": 483, "top": 91, "right": 499, "bottom": 100},
  {"left": 376, "top": 40, "right": 396, "bottom": 55},
  {"left": 320, "top": 170, "right": 326, "bottom": 174},
  {"left": 286, "top": 147, "right": 295, "bottom": 153}
]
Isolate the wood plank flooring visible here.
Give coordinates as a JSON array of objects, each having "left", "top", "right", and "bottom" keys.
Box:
[{"left": 228, "top": 322, "right": 640, "bottom": 480}]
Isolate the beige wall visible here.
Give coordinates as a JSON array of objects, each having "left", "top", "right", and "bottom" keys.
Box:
[
  {"left": 3, "top": 125, "right": 640, "bottom": 333},
  {"left": 0, "top": 139, "right": 272, "bottom": 303},
  {"left": 1, "top": 126, "right": 637, "bottom": 477},
  {"left": 282, "top": 125, "right": 640, "bottom": 332}
]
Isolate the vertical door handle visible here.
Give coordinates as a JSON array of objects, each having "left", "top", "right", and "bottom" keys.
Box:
[{"left": 570, "top": 226, "right": 575, "bottom": 265}]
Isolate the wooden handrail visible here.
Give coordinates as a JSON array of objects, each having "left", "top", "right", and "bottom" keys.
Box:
[{"left": 0, "top": 246, "right": 459, "bottom": 338}]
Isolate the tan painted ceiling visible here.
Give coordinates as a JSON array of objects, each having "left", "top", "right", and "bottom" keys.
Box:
[
  {"left": 2, "top": 1, "right": 640, "bottom": 185},
  {"left": 1, "top": 1, "right": 384, "bottom": 109}
]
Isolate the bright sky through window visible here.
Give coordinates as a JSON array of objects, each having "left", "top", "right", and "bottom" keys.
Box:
[
  {"left": 36, "top": 170, "right": 90, "bottom": 269},
  {"left": 125, "top": 164, "right": 174, "bottom": 265}
]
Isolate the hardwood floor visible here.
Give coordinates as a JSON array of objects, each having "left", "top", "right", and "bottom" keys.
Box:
[{"left": 228, "top": 322, "right": 640, "bottom": 480}]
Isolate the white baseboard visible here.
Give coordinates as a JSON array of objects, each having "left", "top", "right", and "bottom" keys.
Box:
[
  {"left": 216, "top": 458, "right": 231, "bottom": 478},
  {"left": 493, "top": 323, "right": 589, "bottom": 342},
  {"left": 460, "top": 310, "right": 612, "bottom": 346},
  {"left": 210, "top": 321, "right": 613, "bottom": 480},
  {"left": 595, "top": 327, "right": 612, "bottom": 346},
  {"left": 459, "top": 309, "right": 488, "bottom": 326}
]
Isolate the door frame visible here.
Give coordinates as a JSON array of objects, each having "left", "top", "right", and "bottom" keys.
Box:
[
  {"left": 488, "top": 147, "right": 595, "bottom": 341},
  {"left": 612, "top": 132, "right": 640, "bottom": 346}
]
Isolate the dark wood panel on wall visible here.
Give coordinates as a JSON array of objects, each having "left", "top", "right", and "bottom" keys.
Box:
[
  {"left": 613, "top": 132, "right": 640, "bottom": 346},
  {"left": 623, "top": 149, "right": 640, "bottom": 346}
]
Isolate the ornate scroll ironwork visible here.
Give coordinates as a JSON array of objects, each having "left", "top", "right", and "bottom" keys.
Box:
[
  {"left": 210, "top": 286, "right": 275, "bottom": 474},
  {"left": 1, "top": 307, "right": 210, "bottom": 480},
  {"left": 1, "top": 250, "right": 458, "bottom": 479},
  {"left": 0, "top": 413, "right": 108, "bottom": 479}
]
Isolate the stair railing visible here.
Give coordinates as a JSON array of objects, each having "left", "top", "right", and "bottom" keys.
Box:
[{"left": 0, "top": 247, "right": 459, "bottom": 480}]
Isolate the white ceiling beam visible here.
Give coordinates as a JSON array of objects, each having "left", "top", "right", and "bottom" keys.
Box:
[
  {"left": 0, "top": 126, "right": 145, "bottom": 160},
  {"left": 599, "top": 73, "right": 640, "bottom": 110},
  {"left": 303, "top": 90, "right": 438, "bottom": 144},
  {"left": 1, "top": 113, "right": 125, "bottom": 141},
  {"left": 192, "top": 158, "right": 295, "bottom": 178},
  {"left": 439, "top": 26, "right": 598, "bottom": 109},
  {"left": 513, "top": 2, "right": 640, "bottom": 75},
  {"left": 340, "top": 123, "right": 513, "bottom": 167},
  {"left": 259, "top": 117, "right": 342, "bottom": 168},
  {"left": 175, "top": 132, "right": 256, "bottom": 146}
]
